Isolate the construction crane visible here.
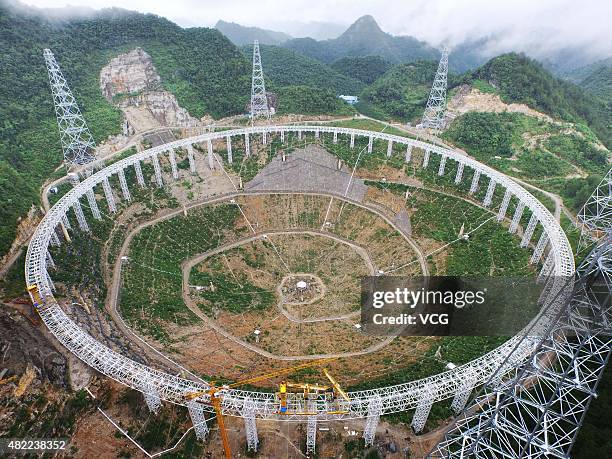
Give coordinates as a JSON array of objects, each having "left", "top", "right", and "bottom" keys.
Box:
[
  {"left": 184, "top": 359, "right": 334, "bottom": 459},
  {"left": 27, "top": 285, "right": 44, "bottom": 310}
]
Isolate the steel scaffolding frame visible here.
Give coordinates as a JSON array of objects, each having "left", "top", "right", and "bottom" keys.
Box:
[
  {"left": 421, "top": 47, "right": 449, "bottom": 130},
  {"left": 250, "top": 40, "right": 270, "bottom": 120}
]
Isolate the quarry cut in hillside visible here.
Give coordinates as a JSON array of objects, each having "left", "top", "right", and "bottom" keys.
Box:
[{"left": 100, "top": 47, "right": 201, "bottom": 133}]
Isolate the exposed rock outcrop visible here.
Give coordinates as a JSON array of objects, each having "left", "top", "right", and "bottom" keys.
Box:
[{"left": 100, "top": 47, "right": 201, "bottom": 132}]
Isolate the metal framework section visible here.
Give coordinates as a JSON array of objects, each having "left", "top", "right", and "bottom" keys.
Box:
[
  {"left": 85, "top": 190, "right": 101, "bottom": 220},
  {"left": 118, "top": 169, "right": 131, "bottom": 202},
  {"left": 152, "top": 154, "right": 163, "bottom": 187},
  {"left": 243, "top": 398, "right": 259, "bottom": 451},
  {"left": 134, "top": 161, "right": 145, "bottom": 187},
  {"left": 306, "top": 409, "right": 317, "bottom": 454},
  {"left": 429, "top": 234, "right": 612, "bottom": 459},
  {"left": 412, "top": 388, "right": 436, "bottom": 433},
  {"left": 498, "top": 190, "right": 512, "bottom": 221},
  {"left": 483, "top": 179, "right": 496, "bottom": 207},
  {"left": 168, "top": 149, "right": 179, "bottom": 179},
  {"left": 43, "top": 49, "right": 96, "bottom": 167},
  {"left": 421, "top": 47, "right": 449, "bottom": 130},
  {"left": 469, "top": 170, "right": 481, "bottom": 195},
  {"left": 187, "top": 400, "right": 209, "bottom": 440},
  {"left": 422, "top": 149, "right": 430, "bottom": 168},
  {"left": 455, "top": 161, "right": 464, "bottom": 184},
  {"left": 438, "top": 156, "right": 447, "bottom": 176},
  {"left": 578, "top": 168, "right": 611, "bottom": 250},
  {"left": 225, "top": 136, "right": 233, "bottom": 165},
  {"left": 363, "top": 396, "right": 382, "bottom": 446},
  {"left": 186, "top": 144, "right": 197, "bottom": 172},
  {"left": 25, "top": 125, "right": 577, "bottom": 425},
  {"left": 102, "top": 178, "right": 116, "bottom": 213},
  {"left": 250, "top": 40, "right": 270, "bottom": 120}
]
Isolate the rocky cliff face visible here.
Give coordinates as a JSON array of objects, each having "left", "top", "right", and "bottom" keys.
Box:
[{"left": 100, "top": 47, "right": 200, "bottom": 132}]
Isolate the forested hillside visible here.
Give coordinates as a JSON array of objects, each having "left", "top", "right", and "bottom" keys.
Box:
[
  {"left": 465, "top": 53, "right": 611, "bottom": 148},
  {"left": 331, "top": 56, "right": 391, "bottom": 84},
  {"left": 0, "top": 3, "right": 251, "bottom": 257},
  {"left": 215, "top": 20, "right": 291, "bottom": 46}
]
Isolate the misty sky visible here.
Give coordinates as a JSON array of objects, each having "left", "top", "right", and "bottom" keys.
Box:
[{"left": 21, "top": 0, "right": 612, "bottom": 59}]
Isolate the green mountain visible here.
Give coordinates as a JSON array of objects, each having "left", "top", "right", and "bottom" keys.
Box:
[
  {"left": 282, "top": 15, "right": 439, "bottom": 65},
  {"left": 0, "top": 2, "right": 252, "bottom": 257},
  {"left": 357, "top": 61, "right": 440, "bottom": 122},
  {"left": 466, "top": 53, "right": 611, "bottom": 148},
  {"left": 249, "top": 45, "right": 364, "bottom": 94},
  {"left": 580, "top": 66, "right": 612, "bottom": 104},
  {"left": 331, "top": 56, "right": 392, "bottom": 84},
  {"left": 215, "top": 20, "right": 291, "bottom": 46}
]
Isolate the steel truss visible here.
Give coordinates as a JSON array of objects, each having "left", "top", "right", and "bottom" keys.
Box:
[
  {"left": 578, "top": 169, "right": 611, "bottom": 251},
  {"left": 43, "top": 49, "right": 96, "bottom": 167},
  {"left": 250, "top": 40, "right": 270, "bottom": 120},
  {"left": 421, "top": 47, "right": 450, "bottom": 130},
  {"left": 428, "top": 232, "right": 611, "bottom": 458},
  {"left": 27, "top": 126, "right": 581, "bottom": 445}
]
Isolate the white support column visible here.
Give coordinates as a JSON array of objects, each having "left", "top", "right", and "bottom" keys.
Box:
[
  {"left": 187, "top": 144, "right": 197, "bottom": 172},
  {"left": 306, "top": 414, "right": 317, "bottom": 454},
  {"left": 387, "top": 140, "right": 393, "bottom": 157},
  {"left": 118, "top": 169, "right": 131, "bottom": 202},
  {"left": 363, "top": 396, "right": 382, "bottom": 447},
  {"left": 333, "top": 131, "right": 338, "bottom": 144},
  {"left": 438, "top": 156, "right": 447, "bottom": 176},
  {"left": 102, "top": 177, "right": 116, "bottom": 213},
  {"left": 280, "top": 130, "right": 285, "bottom": 143},
  {"left": 134, "top": 161, "right": 145, "bottom": 187},
  {"left": 298, "top": 130, "right": 303, "bottom": 140},
  {"left": 46, "top": 250, "right": 55, "bottom": 268},
  {"left": 86, "top": 189, "right": 101, "bottom": 220},
  {"left": 411, "top": 388, "right": 435, "bottom": 433},
  {"left": 168, "top": 149, "right": 179, "bottom": 180},
  {"left": 152, "top": 154, "right": 163, "bottom": 187},
  {"left": 243, "top": 398, "right": 258, "bottom": 452},
  {"left": 225, "top": 137, "right": 232, "bottom": 165},
  {"left": 455, "top": 162, "right": 464, "bottom": 184},
  {"left": 538, "top": 252, "right": 554, "bottom": 284},
  {"left": 61, "top": 214, "right": 72, "bottom": 231},
  {"left": 262, "top": 131, "right": 267, "bottom": 145},
  {"left": 497, "top": 190, "right": 512, "bottom": 221},
  {"left": 483, "top": 179, "right": 496, "bottom": 207},
  {"left": 73, "top": 200, "right": 89, "bottom": 232},
  {"left": 315, "top": 129, "right": 320, "bottom": 139},
  {"left": 367, "top": 136, "right": 373, "bottom": 153},
  {"left": 50, "top": 231, "right": 60, "bottom": 247},
  {"left": 46, "top": 270, "right": 55, "bottom": 292},
  {"left": 245, "top": 133, "right": 251, "bottom": 157},
  {"left": 451, "top": 374, "right": 476, "bottom": 413},
  {"left": 405, "top": 144, "right": 412, "bottom": 163},
  {"left": 520, "top": 214, "right": 538, "bottom": 247},
  {"left": 187, "top": 400, "right": 209, "bottom": 440},
  {"left": 141, "top": 377, "right": 161, "bottom": 413},
  {"left": 206, "top": 139, "right": 215, "bottom": 170},
  {"left": 350, "top": 133, "right": 355, "bottom": 149},
  {"left": 530, "top": 232, "right": 549, "bottom": 264},
  {"left": 422, "top": 149, "right": 430, "bottom": 168},
  {"left": 509, "top": 202, "right": 525, "bottom": 234},
  {"left": 469, "top": 170, "right": 481, "bottom": 195}
]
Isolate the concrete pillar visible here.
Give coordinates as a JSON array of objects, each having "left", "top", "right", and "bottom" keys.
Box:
[
  {"left": 134, "top": 161, "right": 145, "bottom": 187},
  {"left": 168, "top": 149, "right": 179, "bottom": 179},
  {"left": 483, "top": 179, "right": 496, "bottom": 207},
  {"left": 225, "top": 137, "right": 232, "bottom": 165},
  {"left": 118, "top": 169, "right": 131, "bottom": 202},
  {"left": 405, "top": 144, "right": 412, "bottom": 163},
  {"left": 367, "top": 136, "right": 373, "bottom": 153},
  {"left": 438, "top": 156, "right": 447, "bottom": 176},
  {"left": 469, "top": 170, "right": 481, "bottom": 195},
  {"left": 86, "top": 189, "right": 101, "bottom": 220},
  {"left": 520, "top": 214, "right": 538, "bottom": 247},
  {"left": 455, "top": 162, "right": 464, "bottom": 184},
  {"left": 152, "top": 154, "right": 163, "bottom": 187},
  {"left": 315, "top": 129, "right": 320, "bottom": 139},
  {"left": 387, "top": 140, "right": 393, "bottom": 157},
  {"left": 102, "top": 177, "right": 116, "bottom": 213},
  {"left": 184, "top": 144, "right": 195, "bottom": 173},
  {"left": 509, "top": 202, "right": 525, "bottom": 234},
  {"left": 298, "top": 130, "right": 302, "bottom": 140},
  {"left": 206, "top": 139, "right": 215, "bottom": 170},
  {"left": 422, "top": 149, "right": 430, "bottom": 168},
  {"left": 497, "top": 190, "right": 512, "bottom": 221},
  {"left": 350, "top": 133, "right": 355, "bottom": 149},
  {"left": 245, "top": 133, "right": 251, "bottom": 157}
]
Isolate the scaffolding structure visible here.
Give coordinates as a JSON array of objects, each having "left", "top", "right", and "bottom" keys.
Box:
[{"left": 250, "top": 40, "right": 270, "bottom": 121}]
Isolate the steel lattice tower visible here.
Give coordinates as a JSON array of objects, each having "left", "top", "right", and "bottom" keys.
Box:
[
  {"left": 421, "top": 47, "right": 449, "bottom": 130},
  {"left": 43, "top": 49, "right": 96, "bottom": 167},
  {"left": 578, "top": 168, "right": 612, "bottom": 251},
  {"left": 250, "top": 40, "right": 270, "bottom": 122}
]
